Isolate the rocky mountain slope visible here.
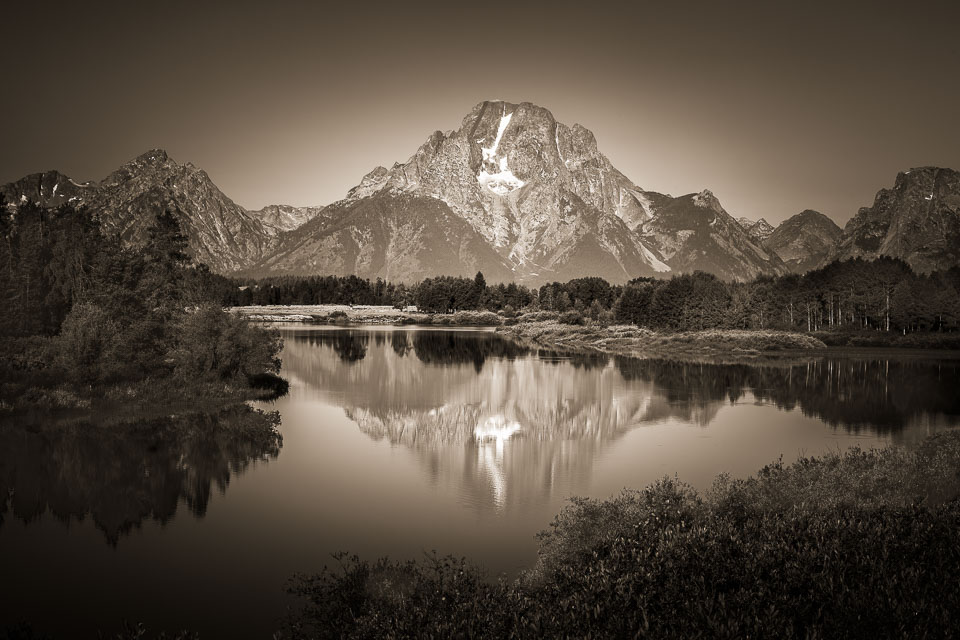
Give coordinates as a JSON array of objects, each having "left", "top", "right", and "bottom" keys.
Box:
[
  {"left": 1, "top": 170, "right": 95, "bottom": 208},
  {"left": 2, "top": 150, "right": 281, "bottom": 272},
  {"left": 639, "top": 190, "right": 787, "bottom": 280},
  {"left": 257, "top": 100, "right": 801, "bottom": 283},
  {"left": 250, "top": 204, "right": 327, "bottom": 236},
  {"left": 737, "top": 216, "right": 775, "bottom": 241},
  {"left": 764, "top": 210, "right": 842, "bottom": 273},
  {"left": 254, "top": 192, "right": 515, "bottom": 282},
  {"left": 10, "top": 102, "right": 950, "bottom": 283},
  {"left": 833, "top": 167, "right": 960, "bottom": 273},
  {"left": 256, "top": 100, "right": 675, "bottom": 283}
]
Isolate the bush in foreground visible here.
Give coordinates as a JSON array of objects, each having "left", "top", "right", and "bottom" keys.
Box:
[{"left": 287, "top": 432, "right": 960, "bottom": 639}]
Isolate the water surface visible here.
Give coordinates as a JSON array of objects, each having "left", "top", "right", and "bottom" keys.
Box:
[{"left": 2, "top": 325, "right": 959, "bottom": 637}]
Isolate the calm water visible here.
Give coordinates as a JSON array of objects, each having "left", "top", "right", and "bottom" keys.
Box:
[{"left": 2, "top": 325, "right": 960, "bottom": 637}]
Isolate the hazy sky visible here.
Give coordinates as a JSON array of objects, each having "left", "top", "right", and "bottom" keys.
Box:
[{"left": 3, "top": 0, "right": 959, "bottom": 225}]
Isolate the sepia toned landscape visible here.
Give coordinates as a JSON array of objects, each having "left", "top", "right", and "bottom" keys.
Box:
[{"left": 3, "top": 0, "right": 960, "bottom": 638}]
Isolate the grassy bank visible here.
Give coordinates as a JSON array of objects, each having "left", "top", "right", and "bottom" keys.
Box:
[
  {"left": 230, "top": 305, "right": 503, "bottom": 327},
  {"left": 287, "top": 431, "right": 960, "bottom": 639},
  {"left": 231, "top": 306, "right": 827, "bottom": 354},
  {"left": 498, "top": 320, "right": 827, "bottom": 356},
  {"left": 813, "top": 329, "right": 960, "bottom": 350}
]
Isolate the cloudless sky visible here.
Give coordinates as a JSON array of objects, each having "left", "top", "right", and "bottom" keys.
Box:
[{"left": 3, "top": 0, "right": 959, "bottom": 225}]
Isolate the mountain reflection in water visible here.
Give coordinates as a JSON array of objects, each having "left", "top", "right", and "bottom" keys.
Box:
[
  {"left": 280, "top": 327, "right": 960, "bottom": 510},
  {"left": 0, "top": 405, "right": 282, "bottom": 544}
]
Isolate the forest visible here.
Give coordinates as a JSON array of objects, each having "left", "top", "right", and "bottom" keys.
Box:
[
  {"left": 0, "top": 199, "right": 282, "bottom": 409},
  {"left": 225, "top": 259, "right": 960, "bottom": 335}
]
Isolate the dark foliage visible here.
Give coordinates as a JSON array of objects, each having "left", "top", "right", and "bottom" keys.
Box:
[
  {"left": 224, "top": 259, "right": 959, "bottom": 340},
  {"left": 287, "top": 433, "right": 960, "bottom": 639},
  {"left": 0, "top": 200, "right": 282, "bottom": 405}
]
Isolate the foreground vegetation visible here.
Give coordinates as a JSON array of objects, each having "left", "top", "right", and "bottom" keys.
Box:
[
  {"left": 286, "top": 432, "right": 960, "bottom": 639},
  {"left": 0, "top": 200, "right": 284, "bottom": 412}
]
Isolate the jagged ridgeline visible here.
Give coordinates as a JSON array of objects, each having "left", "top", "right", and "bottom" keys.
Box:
[{"left": 3, "top": 102, "right": 958, "bottom": 282}]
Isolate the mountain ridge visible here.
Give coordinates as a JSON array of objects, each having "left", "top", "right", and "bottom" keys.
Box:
[{"left": 4, "top": 103, "right": 958, "bottom": 282}]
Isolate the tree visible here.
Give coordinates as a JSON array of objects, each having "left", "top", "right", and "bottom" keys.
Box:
[
  {"left": 139, "top": 210, "right": 191, "bottom": 315},
  {"left": 614, "top": 284, "right": 654, "bottom": 326}
]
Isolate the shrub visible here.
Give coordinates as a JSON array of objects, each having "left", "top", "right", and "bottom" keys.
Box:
[
  {"left": 518, "top": 311, "right": 559, "bottom": 322},
  {"left": 451, "top": 311, "right": 502, "bottom": 326},
  {"left": 54, "top": 303, "right": 123, "bottom": 384},
  {"left": 169, "top": 305, "right": 282, "bottom": 382},
  {"left": 558, "top": 311, "right": 584, "bottom": 325},
  {"left": 287, "top": 433, "right": 960, "bottom": 639},
  {"left": 328, "top": 309, "right": 349, "bottom": 321}
]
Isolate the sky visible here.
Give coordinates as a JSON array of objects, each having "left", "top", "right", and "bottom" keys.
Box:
[{"left": 3, "top": 0, "right": 959, "bottom": 225}]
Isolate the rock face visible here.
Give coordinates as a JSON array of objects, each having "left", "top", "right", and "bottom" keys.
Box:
[
  {"left": 833, "top": 167, "right": 960, "bottom": 273},
  {"left": 764, "top": 210, "right": 842, "bottom": 273},
  {"left": 639, "top": 190, "right": 787, "bottom": 281},
  {"left": 254, "top": 192, "right": 514, "bottom": 282},
  {"left": 2, "top": 150, "right": 281, "bottom": 273},
  {"left": 1, "top": 170, "right": 95, "bottom": 209},
  {"left": 261, "top": 100, "right": 674, "bottom": 283},
  {"left": 737, "top": 216, "right": 775, "bottom": 242},
  {"left": 16, "top": 101, "right": 936, "bottom": 283},
  {"left": 250, "top": 204, "right": 327, "bottom": 236},
  {"left": 260, "top": 100, "right": 800, "bottom": 283}
]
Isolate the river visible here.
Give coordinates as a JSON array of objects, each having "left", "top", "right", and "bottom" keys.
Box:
[{"left": 2, "top": 325, "right": 959, "bottom": 637}]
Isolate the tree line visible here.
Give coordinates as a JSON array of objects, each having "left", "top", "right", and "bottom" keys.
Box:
[{"left": 227, "top": 259, "right": 960, "bottom": 334}]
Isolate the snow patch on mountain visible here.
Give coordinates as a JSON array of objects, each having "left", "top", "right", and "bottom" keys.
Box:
[
  {"left": 481, "top": 111, "right": 513, "bottom": 162},
  {"left": 477, "top": 108, "right": 524, "bottom": 195},
  {"left": 478, "top": 158, "right": 525, "bottom": 195}
]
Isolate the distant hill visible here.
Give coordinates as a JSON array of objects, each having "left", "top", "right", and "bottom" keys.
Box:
[{"left": 764, "top": 210, "right": 842, "bottom": 273}]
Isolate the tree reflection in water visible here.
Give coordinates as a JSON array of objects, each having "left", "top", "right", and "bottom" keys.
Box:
[{"left": 0, "top": 405, "right": 282, "bottom": 545}]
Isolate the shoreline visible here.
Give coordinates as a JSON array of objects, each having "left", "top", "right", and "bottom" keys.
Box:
[
  {"left": 228, "top": 304, "right": 502, "bottom": 326},
  {"left": 228, "top": 305, "right": 960, "bottom": 357}
]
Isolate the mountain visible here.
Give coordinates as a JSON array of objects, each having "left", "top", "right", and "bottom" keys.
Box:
[
  {"left": 764, "top": 210, "right": 842, "bottom": 273},
  {"left": 833, "top": 167, "right": 960, "bottom": 273},
  {"left": 250, "top": 204, "right": 327, "bottom": 236},
  {"left": 737, "top": 216, "right": 775, "bottom": 241},
  {"left": 11, "top": 100, "right": 907, "bottom": 283},
  {"left": 1, "top": 170, "right": 94, "bottom": 209},
  {"left": 639, "top": 190, "right": 787, "bottom": 281},
  {"left": 1, "top": 150, "right": 280, "bottom": 273},
  {"left": 253, "top": 192, "right": 515, "bottom": 282},
  {"left": 257, "top": 100, "right": 805, "bottom": 283},
  {"left": 255, "top": 100, "right": 674, "bottom": 283}
]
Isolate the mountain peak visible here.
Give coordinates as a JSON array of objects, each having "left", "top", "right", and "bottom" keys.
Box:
[
  {"left": 692, "top": 189, "right": 723, "bottom": 213},
  {"left": 133, "top": 148, "right": 170, "bottom": 165},
  {"left": 837, "top": 166, "right": 960, "bottom": 272},
  {"left": 765, "top": 209, "right": 842, "bottom": 273}
]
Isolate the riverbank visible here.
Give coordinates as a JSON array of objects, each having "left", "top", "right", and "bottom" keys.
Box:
[
  {"left": 0, "top": 335, "right": 287, "bottom": 416},
  {"left": 497, "top": 320, "right": 827, "bottom": 356},
  {"left": 229, "top": 305, "right": 960, "bottom": 355},
  {"left": 287, "top": 430, "right": 960, "bottom": 638},
  {"left": 229, "top": 304, "right": 502, "bottom": 326},
  {"left": 229, "top": 306, "right": 827, "bottom": 354},
  {"left": 0, "top": 375, "right": 288, "bottom": 423}
]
